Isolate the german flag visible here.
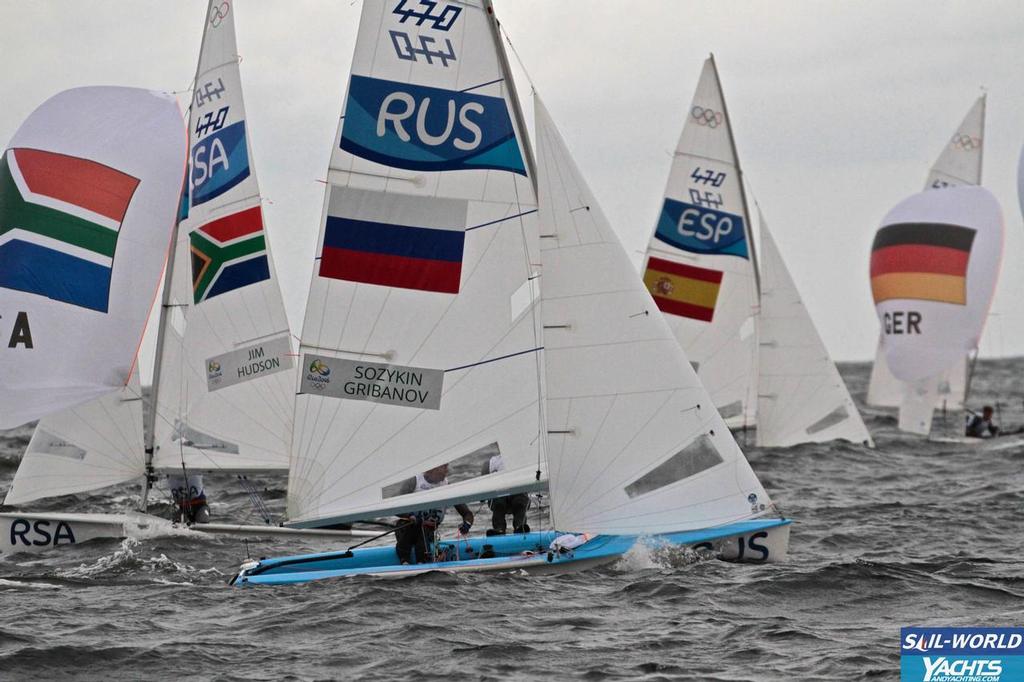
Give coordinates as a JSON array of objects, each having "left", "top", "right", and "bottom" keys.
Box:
[
  {"left": 643, "top": 256, "right": 723, "bottom": 322},
  {"left": 870, "top": 222, "right": 975, "bottom": 305}
]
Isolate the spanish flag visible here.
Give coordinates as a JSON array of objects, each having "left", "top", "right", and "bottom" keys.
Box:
[
  {"left": 870, "top": 222, "right": 975, "bottom": 305},
  {"left": 643, "top": 256, "right": 723, "bottom": 322}
]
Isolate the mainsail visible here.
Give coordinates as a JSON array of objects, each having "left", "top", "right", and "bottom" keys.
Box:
[
  {"left": 756, "top": 212, "right": 873, "bottom": 447},
  {"left": 0, "top": 87, "right": 185, "bottom": 429},
  {"left": 870, "top": 185, "right": 1003, "bottom": 434},
  {"left": 4, "top": 368, "right": 144, "bottom": 505},
  {"left": 867, "top": 95, "right": 985, "bottom": 411},
  {"left": 537, "top": 96, "right": 771, "bottom": 535},
  {"left": 641, "top": 56, "right": 759, "bottom": 428},
  {"left": 286, "top": 0, "right": 546, "bottom": 528},
  {"left": 149, "top": 0, "right": 295, "bottom": 473}
]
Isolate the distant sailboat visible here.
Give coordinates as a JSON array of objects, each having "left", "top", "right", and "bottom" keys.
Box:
[
  {"left": 869, "top": 185, "right": 1003, "bottom": 435},
  {"left": 641, "top": 56, "right": 869, "bottom": 447},
  {"left": 1, "top": 1, "right": 348, "bottom": 553},
  {"left": 867, "top": 95, "right": 986, "bottom": 413},
  {"left": 230, "top": 0, "right": 788, "bottom": 586},
  {"left": 756, "top": 211, "right": 874, "bottom": 447}
]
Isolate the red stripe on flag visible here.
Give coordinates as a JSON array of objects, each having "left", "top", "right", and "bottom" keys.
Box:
[
  {"left": 14, "top": 148, "right": 139, "bottom": 223},
  {"left": 652, "top": 295, "right": 715, "bottom": 322},
  {"left": 320, "top": 246, "right": 462, "bottom": 294},
  {"left": 198, "top": 206, "right": 264, "bottom": 243},
  {"left": 646, "top": 256, "right": 723, "bottom": 283},
  {"left": 870, "top": 244, "right": 969, "bottom": 278}
]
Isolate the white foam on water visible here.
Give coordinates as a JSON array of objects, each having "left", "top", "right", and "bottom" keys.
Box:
[{"left": 0, "top": 578, "right": 62, "bottom": 590}]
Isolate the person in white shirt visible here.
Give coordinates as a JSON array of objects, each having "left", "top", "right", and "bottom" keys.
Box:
[
  {"left": 483, "top": 455, "right": 530, "bottom": 536},
  {"left": 394, "top": 463, "right": 474, "bottom": 564}
]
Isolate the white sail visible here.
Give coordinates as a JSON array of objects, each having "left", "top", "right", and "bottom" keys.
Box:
[
  {"left": 536, "top": 96, "right": 771, "bottom": 535},
  {"left": 868, "top": 95, "right": 984, "bottom": 410},
  {"left": 755, "top": 214, "right": 873, "bottom": 447},
  {"left": 286, "top": 0, "right": 545, "bottom": 528},
  {"left": 150, "top": 0, "right": 294, "bottom": 473},
  {"left": 0, "top": 87, "right": 185, "bottom": 428},
  {"left": 641, "top": 56, "right": 759, "bottom": 428},
  {"left": 5, "top": 368, "right": 144, "bottom": 506}
]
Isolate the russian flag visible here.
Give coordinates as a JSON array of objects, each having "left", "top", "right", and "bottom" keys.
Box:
[{"left": 319, "top": 214, "right": 464, "bottom": 294}]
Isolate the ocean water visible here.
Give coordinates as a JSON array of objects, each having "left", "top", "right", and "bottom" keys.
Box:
[{"left": 1, "top": 360, "right": 1023, "bottom": 681}]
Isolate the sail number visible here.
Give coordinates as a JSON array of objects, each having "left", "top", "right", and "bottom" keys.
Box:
[
  {"left": 690, "top": 166, "right": 726, "bottom": 187},
  {"left": 8, "top": 518, "right": 76, "bottom": 547},
  {"left": 195, "top": 106, "right": 230, "bottom": 138}
]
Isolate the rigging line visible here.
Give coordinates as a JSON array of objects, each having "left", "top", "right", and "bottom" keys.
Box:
[
  {"left": 498, "top": 23, "right": 535, "bottom": 91},
  {"left": 459, "top": 77, "right": 504, "bottom": 93},
  {"left": 444, "top": 346, "right": 542, "bottom": 374},
  {"left": 465, "top": 208, "right": 538, "bottom": 232}
]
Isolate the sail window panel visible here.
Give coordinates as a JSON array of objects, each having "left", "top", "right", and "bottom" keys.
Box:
[
  {"left": 804, "top": 405, "right": 850, "bottom": 436},
  {"left": 381, "top": 442, "right": 500, "bottom": 499},
  {"left": 717, "top": 400, "right": 743, "bottom": 420},
  {"left": 624, "top": 435, "right": 723, "bottom": 499}
]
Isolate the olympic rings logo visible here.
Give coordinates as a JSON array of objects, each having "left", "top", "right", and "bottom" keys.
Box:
[
  {"left": 691, "top": 106, "right": 723, "bottom": 128},
  {"left": 210, "top": 1, "right": 230, "bottom": 27},
  {"left": 951, "top": 133, "right": 981, "bottom": 151}
]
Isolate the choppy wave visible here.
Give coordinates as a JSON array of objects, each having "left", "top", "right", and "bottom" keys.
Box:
[{"left": 1, "top": 360, "right": 1024, "bottom": 680}]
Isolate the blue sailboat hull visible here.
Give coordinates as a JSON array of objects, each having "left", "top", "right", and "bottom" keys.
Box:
[{"left": 230, "top": 518, "right": 791, "bottom": 586}]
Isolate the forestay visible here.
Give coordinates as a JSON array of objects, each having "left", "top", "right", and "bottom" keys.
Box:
[
  {"left": 871, "top": 186, "right": 1003, "bottom": 434},
  {"left": 151, "top": 0, "right": 294, "bottom": 472},
  {"left": 5, "top": 368, "right": 144, "bottom": 505},
  {"left": 641, "top": 56, "right": 759, "bottom": 428},
  {"left": 287, "top": 0, "right": 545, "bottom": 528},
  {"left": 867, "top": 96, "right": 984, "bottom": 410},
  {"left": 756, "top": 213, "right": 873, "bottom": 447},
  {"left": 0, "top": 87, "right": 185, "bottom": 429},
  {"left": 536, "top": 97, "right": 771, "bottom": 535}
]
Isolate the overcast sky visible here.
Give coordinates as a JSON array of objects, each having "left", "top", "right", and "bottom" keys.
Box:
[{"left": 1, "top": 1, "right": 1022, "bottom": 373}]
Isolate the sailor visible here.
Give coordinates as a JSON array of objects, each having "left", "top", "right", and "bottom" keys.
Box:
[
  {"left": 965, "top": 405, "right": 999, "bottom": 438},
  {"left": 394, "top": 463, "right": 473, "bottom": 565},
  {"left": 483, "top": 454, "right": 530, "bottom": 536},
  {"left": 167, "top": 473, "right": 211, "bottom": 524}
]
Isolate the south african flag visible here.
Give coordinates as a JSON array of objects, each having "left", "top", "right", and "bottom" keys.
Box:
[
  {"left": 190, "top": 205, "right": 270, "bottom": 303},
  {"left": 0, "top": 148, "right": 140, "bottom": 313}
]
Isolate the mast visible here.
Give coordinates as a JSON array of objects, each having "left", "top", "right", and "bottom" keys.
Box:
[
  {"left": 484, "top": 0, "right": 538, "bottom": 193},
  {"left": 709, "top": 53, "right": 760, "bottom": 296},
  {"left": 141, "top": 0, "right": 213, "bottom": 511}
]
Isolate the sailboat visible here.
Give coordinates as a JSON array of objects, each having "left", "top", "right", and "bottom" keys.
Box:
[
  {"left": 1, "top": 1, "right": 367, "bottom": 554},
  {"left": 0, "top": 86, "right": 186, "bottom": 551},
  {"left": 230, "top": 0, "right": 788, "bottom": 586},
  {"left": 869, "top": 185, "right": 1003, "bottom": 436},
  {"left": 640, "top": 56, "right": 871, "bottom": 447},
  {"left": 867, "top": 96, "right": 986, "bottom": 417}
]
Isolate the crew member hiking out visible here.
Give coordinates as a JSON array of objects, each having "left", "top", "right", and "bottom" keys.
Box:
[
  {"left": 394, "top": 463, "right": 473, "bottom": 565},
  {"left": 482, "top": 454, "right": 530, "bottom": 536},
  {"left": 965, "top": 405, "right": 999, "bottom": 438}
]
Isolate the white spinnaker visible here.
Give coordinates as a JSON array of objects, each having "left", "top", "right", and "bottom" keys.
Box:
[
  {"left": 0, "top": 87, "right": 185, "bottom": 428},
  {"left": 537, "top": 97, "right": 770, "bottom": 535},
  {"left": 755, "top": 214, "right": 873, "bottom": 447},
  {"left": 286, "top": 0, "right": 545, "bottom": 527},
  {"left": 868, "top": 95, "right": 984, "bottom": 410},
  {"left": 871, "top": 186, "right": 1004, "bottom": 434},
  {"left": 641, "top": 56, "right": 759, "bottom": 428},
  {"left": 5, "top": 368, "right": 144, "bottom": 505},
  {"left": 151, "top": 0, "right": 294, "bottom": 472}
]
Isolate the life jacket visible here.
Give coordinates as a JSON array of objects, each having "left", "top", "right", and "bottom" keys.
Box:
[{"left": 413, "top": 473, "right": 447, "bottom": 524}]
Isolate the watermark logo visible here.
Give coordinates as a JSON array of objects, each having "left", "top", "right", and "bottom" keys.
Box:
[{"left": 901, "top": 628, "right": 1023, "bottom": 682}]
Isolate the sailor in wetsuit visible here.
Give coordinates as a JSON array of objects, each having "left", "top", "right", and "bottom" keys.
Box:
[
  {"left": 483, "top": 454, "right": 530, "bottom": 536},
  {"left": 965, "top": 405, "right": 999, "bottom": 438},
  {"left": 394, "top": 464, "right": 473, "bottom": 565},
  {"left": 168, "top": 473, "right": 211, "bottom": 524}
]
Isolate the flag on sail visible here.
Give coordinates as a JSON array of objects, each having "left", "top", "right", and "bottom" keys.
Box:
[
  {"left": 189, "top": 205, "right": 270, "bottom": 302},
  {"left": 318, "top": 187, "right": 468, "bottom": 294},
  {"left": 0, "top": 148, "right": 139, "bottom": 313},
  {"left": 870, "top": 222, "right": 974, "bottom": 305},
  {"left": 643, "top": 257, "right": 722, "bottom": 322}
]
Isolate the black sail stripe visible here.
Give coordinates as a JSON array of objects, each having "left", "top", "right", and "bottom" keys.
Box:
[{"left": 871, "top": 223, "right": 976, "bottom": 252}]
